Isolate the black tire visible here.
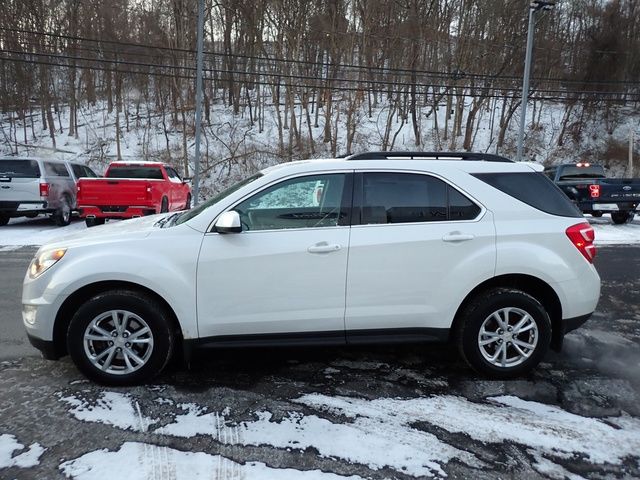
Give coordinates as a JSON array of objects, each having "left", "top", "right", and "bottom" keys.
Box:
[
  {"left": 591, "top": 211, "right": 603, "bottom": 218},
  {"left": 611, "top": 211, "right": 632, "bottom": 224},
  {"left": 0, "top": 214, "right": 9, "bottom": 226},
  {"left": 455, "top": 288, "right": 551, "bottom": 379},
  {"left": 160, "top": 197, "right": 169, "bottom": 213},
  {"left": 85, "top": 218, "right": 106, "bottom": 228},
  {"left": 183, "top": 194, "right": 192, "bottom": 210},
  {"left": 66, "top": 290, "right": 175, "bottom": 386},
  {"left": 53, "top": 196, "right": 72, "bottom": 226}
]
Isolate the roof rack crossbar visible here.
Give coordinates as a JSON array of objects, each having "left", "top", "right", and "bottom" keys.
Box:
[{"left": 346, "top": 151, "right": 513, "bottom": 163}]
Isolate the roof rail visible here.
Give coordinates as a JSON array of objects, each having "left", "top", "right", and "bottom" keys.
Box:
[{"left": 345, "top": 151, "right": 514, "bottom": 163}]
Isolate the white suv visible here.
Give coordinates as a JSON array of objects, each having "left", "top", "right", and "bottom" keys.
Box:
[{"left": 22, "top": 152, "right": 600, "bottom": 385}]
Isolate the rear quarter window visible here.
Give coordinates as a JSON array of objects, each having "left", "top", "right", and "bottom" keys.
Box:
[
  {"left": 473, "top": 172, "right": 582, "bottom": 218},
  {"left": 44, "top": 162, "right": 70, "bottom": 177},
  {"left": 0, "top": 160, "right": 40, "bottom": 178}
]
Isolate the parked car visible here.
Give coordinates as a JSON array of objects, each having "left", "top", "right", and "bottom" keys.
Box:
[
  {"left": 76, "top": 161, "right": 191, "bottom": 227},
  {"left": 0, "top": 157, "right": 98, "bottom": 226},
  {"left": 545, "top": 162, "right": 640, "bottom": 224},
  {"left": 23, "top": 151, "right": 600, "bottom": 385}
]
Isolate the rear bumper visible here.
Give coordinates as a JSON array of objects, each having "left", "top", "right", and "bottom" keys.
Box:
[
  {"left": 562, "top": 312, "right": 592, "bottom": 335},
  {"left": 578, "top": 201, "right": 639, "bottom": 212},
  {"left": 0, "top": 200, "right": 51, "bottom": 215},
  {"left": 26, "top": 333, "right": 61, "bottom": 360},
  {"left": 79, "top": 205, "right": 157, "bottom": 219},
  {"left": 551, "top": 312, "right": 593, "bottom": 352}
]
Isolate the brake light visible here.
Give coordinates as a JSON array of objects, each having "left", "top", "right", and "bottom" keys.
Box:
[
  {"left": 146, "top": 185, "right": 152, "bottom": 200},
  {"left": 576, "top": 162, "right": 591, "bottom": 167},
  {"left": 589, "top": 184, "right": 600, "bottom": 198},
  {"left": 566, "top": 223, "right": 596, "bottom": 263},
  {"left": 39, "top": 183, "right": 49, "bottom": 197}
]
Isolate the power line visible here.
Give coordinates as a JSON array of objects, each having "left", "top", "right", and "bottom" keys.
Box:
[
  {"left": 3, "top": 49, "right": 637, "bottom": 99},
  {"left": 2, "top": 55, "right": 638, "bottom": 104},
  {"left": 3, "top": 26, "right": 640, "bottom": 88}
]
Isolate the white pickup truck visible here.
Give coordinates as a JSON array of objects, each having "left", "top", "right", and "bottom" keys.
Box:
[{"left": 0, "top": 157, "right": 98, "bottom": 226}]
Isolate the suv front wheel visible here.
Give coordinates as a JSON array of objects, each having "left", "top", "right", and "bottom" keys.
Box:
[
  {"left": 456, "top": 288, "right": 551, "bottom": 378},
  {"left": 67, "top": 290, "right": 175, "bottom": 385}
]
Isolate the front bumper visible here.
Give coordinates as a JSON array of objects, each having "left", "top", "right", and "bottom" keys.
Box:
[{"left": 26, "top": 333, "right": 61, "bottom": 360}]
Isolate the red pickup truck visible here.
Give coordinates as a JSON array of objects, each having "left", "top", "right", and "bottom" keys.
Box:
[{"left": 77, "top": 162, "right": 191, "bottom": 227}]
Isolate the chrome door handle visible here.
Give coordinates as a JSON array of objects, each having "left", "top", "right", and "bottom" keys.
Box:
[
  {"left": 308, "top": 243, "right": 341, "bottom": 254},
  {"left": 442, "top": 233, "right": 475, "bottom": 242}
]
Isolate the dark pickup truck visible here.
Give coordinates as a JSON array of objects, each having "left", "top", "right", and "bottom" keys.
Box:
[{"left": 545, "top": 163, "right": 640, "bottom": 224}]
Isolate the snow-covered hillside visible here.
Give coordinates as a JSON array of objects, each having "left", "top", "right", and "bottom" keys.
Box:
[{"left": 1, "top": 98, "right": 639, "bottom": 199}]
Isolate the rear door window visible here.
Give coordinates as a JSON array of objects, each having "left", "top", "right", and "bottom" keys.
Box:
[
  {"left": 357, "top": 172, "right": 479, "bottom": 224},
  {"left": 473, "top": 172, "right": 582, "bottom": 218},
  {"left": 0, "top": 160, "right": 40, "bottom": 178}
]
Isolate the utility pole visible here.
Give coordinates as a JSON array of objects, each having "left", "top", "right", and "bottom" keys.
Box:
[
  {"left": 516, "top": 1, "right": 555, "bottom": 162},
  {"left": 629, "top": 129, "right": 634, "bottom": 176},
  {"left": 193, "top": 0, "right": 205, "bottom": 206}
]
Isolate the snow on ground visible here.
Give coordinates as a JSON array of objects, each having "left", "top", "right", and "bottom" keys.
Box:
[
  {"left": 60, "top": 442, "right": 364, "bottom": 480},
  {"left": 0, "top": 433, "right": 45, "bottom": 469},
  {"left": 57, "top": 390, "right": 640, "bottom": 478},
  {"left": 1, "top": 213, "right": 639, "bottom": 248},
  {"left": 588, "top": 215, "right": 640, "bottom": 245},
  {"left": 58, "top": 391, "right": 157, "bottom": 433},
  {"left": 0, "top": 217, "right": 87, "bottom": 248}
]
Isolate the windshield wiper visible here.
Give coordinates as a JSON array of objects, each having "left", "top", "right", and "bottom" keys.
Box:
[
  {"left": 155, "top": 213, "right": 179, "bottom": 228},
  {"left": 155, "top": 212, "right": 184, "bottom": 228}
]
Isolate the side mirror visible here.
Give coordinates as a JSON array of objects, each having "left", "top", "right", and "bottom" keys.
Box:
[{"left": 214, "top": 210, "right": 242, "bottom": 233}]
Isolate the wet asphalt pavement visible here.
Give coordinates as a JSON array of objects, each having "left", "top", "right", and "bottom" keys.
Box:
[{"left": 0, "top": 246, "right": 639, "bottom": 479}]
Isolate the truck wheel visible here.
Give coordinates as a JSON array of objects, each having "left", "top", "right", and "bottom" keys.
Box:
[
  {"left": 455, "top": 288, "right": 551, "bottom": 379},
  {"left": 85, "top": 218, "right": 106, "bottom": 228},
  {"left": 160, "top": 197, "right": 169, "bottom": 213},
  {"left": 66, "top": 290, "right": 175, "bottom": 386},
  {"left": 183, "top": 194, "right": 192, "bottom": 210},
  {"left": 0, "top": 214, "right": 9, "bottom": 226},
  {"left": 53, "top": 196, "right": 72, "bottom": 226},
  {"left": 611, "top": 211, "right": 632, "bottom": 224}
]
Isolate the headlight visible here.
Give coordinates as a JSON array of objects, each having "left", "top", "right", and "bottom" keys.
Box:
[{"left": 28, "top": 248, "right": 67, "bottom": 279}]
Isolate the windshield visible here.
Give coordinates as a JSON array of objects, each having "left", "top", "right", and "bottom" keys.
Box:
[
  {"left": 175, "top": 172, "right": 263, "bottom": 225},
  {"left": 559, "top": 166, "right": 605, "bottom": 180},
  {"left": 0, "top": 159, "right": 40, "bottom": 178}
]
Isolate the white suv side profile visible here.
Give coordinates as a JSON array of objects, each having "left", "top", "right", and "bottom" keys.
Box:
[{"left": 22, "top": 152, "right": 600, "bottom": 385}]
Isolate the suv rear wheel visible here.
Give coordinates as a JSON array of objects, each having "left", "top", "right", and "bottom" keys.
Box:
[
  {"left": 456, "top": 288, "right": 551, "bottom": 378},
  {"left": 67, "top": 290, "right": 175, "bottom": 385}
]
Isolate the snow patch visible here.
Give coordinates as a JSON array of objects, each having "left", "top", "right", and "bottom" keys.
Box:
[
  {"left": 0, "top": 434, "right": 45, "bottom": 469},
  {"left": 297, "top": 394, "right": 640, "bottom": 466},
  {"left": 60, "top": 442, "right": 364, "bottom": 480},
  {"left": 590, "top": 216, "right": 640, "bottom": 244},
  {"left": 59, "top": 391, "right": 157, "bottom": 432},
  {"left": 0, "top": 217, "right": 87, "bottom": 247}
]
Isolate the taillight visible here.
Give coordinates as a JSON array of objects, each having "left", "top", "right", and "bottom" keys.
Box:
[
  {"left": 146, "top": 186, "right": 152, "bottom": 200},
  {"left": 39, "top": 183, "right": 49, "bottom": 197},
  {"left": 589, "top": 184, "right": 600, "bottom": 198},
  {"left": 566, "top": 223, "right": 596, "bottom": 263}
]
